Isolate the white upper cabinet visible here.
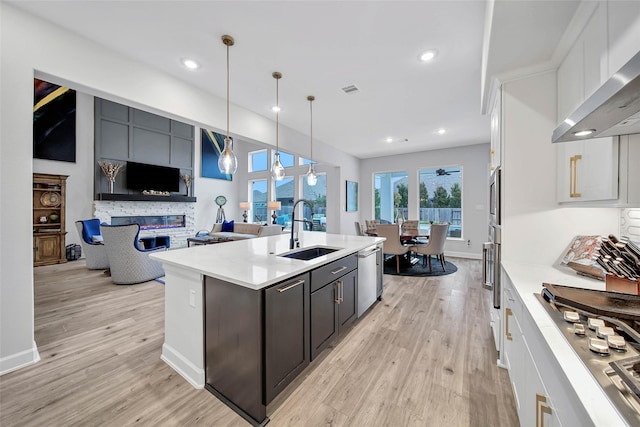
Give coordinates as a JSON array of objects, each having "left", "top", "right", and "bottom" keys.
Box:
[
  {"left": 557, "top": 136, "right": 619, "bottom": 203},
  {"left": 557, "top": 2, "right": 607, "bottom": 124},
  {"left": 490, "top": 86, "right": 502, "bottom": 171},
  {"left": 607, "top": 1, "right": 640, "bottom": 78}
]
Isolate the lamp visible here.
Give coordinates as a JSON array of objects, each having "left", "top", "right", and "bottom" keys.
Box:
[
  {"left": 306, "top": 95, "right": 318, "bottom": 186},
  {"left": 239, "top": 202, "right": 250, "bottom": 222},
  {"left": 271, "top": 72, "right": 285, "bottom": 181},
  {"left": 218, "top": 35, "right": 238, "bottom": 175},
  {"left": 268, "top": 201, "right": 281, "bottom": 224}
]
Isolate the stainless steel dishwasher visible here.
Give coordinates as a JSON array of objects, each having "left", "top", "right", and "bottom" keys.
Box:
[{"left": 357, "top": 245, "right": 381, "bottom": 317}]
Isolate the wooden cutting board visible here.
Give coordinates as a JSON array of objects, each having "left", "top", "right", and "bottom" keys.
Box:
[{"left": 542, "top": 282, "right": 640, "bottom": 322}]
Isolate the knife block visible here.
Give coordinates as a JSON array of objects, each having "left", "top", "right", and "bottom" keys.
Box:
[{"left": 605, "top": 274, "right": 640, "bottom": 295}]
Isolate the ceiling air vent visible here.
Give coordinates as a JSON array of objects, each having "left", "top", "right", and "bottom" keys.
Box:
[{"left": 341, "top": 84, "right": 359, "bottom": 94}]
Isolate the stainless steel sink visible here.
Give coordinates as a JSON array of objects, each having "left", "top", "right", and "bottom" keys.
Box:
[{"left": 279, "top": 246, "right": 339, "bottom": 261}]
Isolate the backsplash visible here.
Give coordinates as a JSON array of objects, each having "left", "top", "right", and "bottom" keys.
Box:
[{"left": 620, "top": 208, "right": 640, "bottom": 243}]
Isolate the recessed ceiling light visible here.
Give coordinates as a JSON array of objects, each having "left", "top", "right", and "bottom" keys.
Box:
[
  {"left": 419, "top": 49, "right": 438, "bottom": 62},
  {"left": 272, "top": 106, "right": 281, "bottom": 112},
  {"left": 181, "top": 58, "right": 199, "bottom": 70},
  {"left": 386, "top": 137, "right": 393, "bottom": 143},
  {"left": 437, "top": 128, "right": 446, "bottom": 135},
  {"left": 572, "top": 129, "right": 595, "bottom": 137}
]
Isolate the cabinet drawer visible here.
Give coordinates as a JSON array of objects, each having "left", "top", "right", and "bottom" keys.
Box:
[{"left": 311, "top": 254, "right": 357, "bottom": 292}]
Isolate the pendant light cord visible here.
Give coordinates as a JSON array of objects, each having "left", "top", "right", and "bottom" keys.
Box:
[
  {"left": 276, "top": 76, "right": 279, "bottom": 152},
  {"left": 309, "top": 97, "right": 313, "bottom": 161},
  {"left": 226, "top": 42, "right": 230, "bottom": 140}
]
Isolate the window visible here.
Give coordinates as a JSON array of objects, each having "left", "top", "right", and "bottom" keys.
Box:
[
  {"left": 300, "top": 157, "right": 313, "bottom": 165},
  {"left": 303, "top": 174, "right": 326, "bottom": 232},
  {"left": 272, "top": 150, "right": 294, "bottom": 168},
  {"left": 249, "top": 150, "right": 268, "bottom": 172},
  {"left": 274, "top": 177, "right": 294, "bottom": 230},
  {"left": 374, "top": 171, "right": 408, "bottom": 223},
  {"left": 418, "top": 167, "right": 462, "bottom": 238},
  {"left": 251, "top": 180, "right": 267, "bottom": 223}
]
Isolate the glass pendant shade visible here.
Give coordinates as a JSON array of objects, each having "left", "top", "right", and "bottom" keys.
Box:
[
  {"left": 271, "top": 152, "right": 285, "bottom": 180},
  {"left": 218, "top": 136, "right": 238, "bottom": 174},
  {"left": 306, "top": 163, "right": 318, "bottom": 186}
]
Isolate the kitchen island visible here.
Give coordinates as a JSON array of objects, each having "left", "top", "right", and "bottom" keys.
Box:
[{"left": 150, "top": 232, "right": 384, "bottom": 426}]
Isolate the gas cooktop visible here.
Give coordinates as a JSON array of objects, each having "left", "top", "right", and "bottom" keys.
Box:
[{"left": 537, "top": 289, "right": 640, "bottom": 426}]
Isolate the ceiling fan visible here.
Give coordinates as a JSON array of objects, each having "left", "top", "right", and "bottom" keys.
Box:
[{"left": 436, "top": 168, "right": 451, "bottom": 176}]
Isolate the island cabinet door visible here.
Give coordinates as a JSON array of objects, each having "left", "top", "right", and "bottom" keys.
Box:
[
  {"left": 265, "top": 273, "right": 310, "bottom": 404},
  {"left": 338, "top": 269, "right": 358, "bottom": 330},
  {"left": 311, "top": 281, "right": 339, "bottom": 360}
]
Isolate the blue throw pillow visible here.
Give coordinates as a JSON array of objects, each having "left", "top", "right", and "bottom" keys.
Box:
[{"left": 221, "top": 220, "right": 234, "bottom": 232}]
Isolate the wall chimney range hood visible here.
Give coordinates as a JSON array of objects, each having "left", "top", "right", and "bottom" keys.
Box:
[{"left": 552, "top": 50, "right": 640, "bottom": 143}]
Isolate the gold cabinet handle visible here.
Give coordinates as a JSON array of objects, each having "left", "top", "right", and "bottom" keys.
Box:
[
  {"left": 331, "top": 266, "right": 348, "bottom": 275},
  {"left": 536, "top": 394, "right": 552, "bottom": 427},
  {"left": 569, "top": 155, "right": 582, "bottom": 198},
  {"left": 277, "top": 279, "right": 305, "bottom": 293},
  {"left": 505, "top": 308, "right": 513, "bottom": 341}
]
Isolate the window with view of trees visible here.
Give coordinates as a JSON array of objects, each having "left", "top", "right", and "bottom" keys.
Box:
[
  {"left": 418, "top": 167, "right": 462, "bottom": 237},
  {"left": 374, "top": 171, "right": 409, "bottom": 223}
]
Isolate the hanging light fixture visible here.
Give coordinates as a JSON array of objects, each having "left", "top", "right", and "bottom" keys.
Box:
[
  {"left": 218, "top": 34, "right": 238, "bottom": 175},
  {"left": 306, "top": 95, "right": 318, "bottom": 186},
  {"left": 271, "top": 71, "right": 285, "bottom": 181}
]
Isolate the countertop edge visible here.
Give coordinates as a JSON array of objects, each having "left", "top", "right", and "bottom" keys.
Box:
[
  {"left": 151, "top": 233, "right": 385, "bottom": 290},
  {"left": 501, "top": 260, "right": 628, "bottom": 426}
]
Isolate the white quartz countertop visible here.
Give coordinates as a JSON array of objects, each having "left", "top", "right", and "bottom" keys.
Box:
[
  {"left": 150, "top": 232, "right": 385, "bottom": 290},
  {"left": 501, "top": 260, "right": 628, "bottom": 426}
]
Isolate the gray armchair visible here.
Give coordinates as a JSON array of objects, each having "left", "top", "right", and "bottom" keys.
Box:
[
  {"left": 75, "top": 219, "right": 109, "bottom": 270},
  {"left": 100, "top": 223, "right": 166, "bottom": 284}
]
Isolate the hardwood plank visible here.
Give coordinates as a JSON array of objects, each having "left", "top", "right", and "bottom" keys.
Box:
[{"left": 0, "top": 257, "right": 518, "bottom": 427}]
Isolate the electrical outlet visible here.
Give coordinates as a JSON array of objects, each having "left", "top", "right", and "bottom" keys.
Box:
[{"left": 189, "top": 289, "right": 196, "bottom": 307}]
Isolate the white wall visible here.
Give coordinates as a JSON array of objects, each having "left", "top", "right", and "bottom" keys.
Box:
[
  {"left": 501, "top": 71, "right": 619, "bottom": 265},
  {"left": 360, "top": 143, "right": 491, "bottom": 258},
  {"left": 0, "top": 3, "right": 359, "bottom": 374},
  {"left": 32, "top": 92, "right": 95, "bottom": 248}
]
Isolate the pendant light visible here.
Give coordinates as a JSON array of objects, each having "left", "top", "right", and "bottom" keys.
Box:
[
  {"left": 306, "top": 95, "right": 318, "bottom": 186},
  {"left": 218, "top": 34, "right": 238, "bottom": 175},
  {"left": 271, "top": 71, "right": 285, "bottom": 181}
]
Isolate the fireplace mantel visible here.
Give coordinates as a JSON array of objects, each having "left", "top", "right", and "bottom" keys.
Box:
[{"left": 96, "top": 193, "right": 196, "bottom": 203}]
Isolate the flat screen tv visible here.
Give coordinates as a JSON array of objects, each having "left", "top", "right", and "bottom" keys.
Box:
[{"left": 126, "top": 161, "right": 180, "bottom": 193}]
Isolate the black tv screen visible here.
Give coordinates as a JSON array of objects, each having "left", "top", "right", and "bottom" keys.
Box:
[{"left": 126, "top": 161, "right": 180, "bottom": 192}]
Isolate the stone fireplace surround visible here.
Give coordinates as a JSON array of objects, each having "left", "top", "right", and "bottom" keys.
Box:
[{"left": 94, "top": 200, "right": 195, "bottom": 248}]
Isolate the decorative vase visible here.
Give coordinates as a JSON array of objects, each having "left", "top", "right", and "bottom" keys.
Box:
[
  {"left": 49, "top": 213, "right": 59, "bottom": 222},
  {"left": 108, "top": 180, "right": 114, "bottom": 194}
]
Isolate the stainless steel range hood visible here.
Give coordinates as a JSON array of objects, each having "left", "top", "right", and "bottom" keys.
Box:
[{"left": 552, "top": 50, "right": 640, "bottom": 143}]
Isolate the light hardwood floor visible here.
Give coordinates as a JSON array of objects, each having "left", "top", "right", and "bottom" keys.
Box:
[{"left": 0, "top": 257, "right": 518, "bottom": 426}]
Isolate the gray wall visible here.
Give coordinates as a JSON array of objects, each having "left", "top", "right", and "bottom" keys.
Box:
[
  {"left": 359, "top": 143, "right": 490, "bottom": 258},
  {"left": 94, "top": 98, "right": 195, "bottom": 195}
]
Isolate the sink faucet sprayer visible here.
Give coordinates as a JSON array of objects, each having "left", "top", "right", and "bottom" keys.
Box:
[{"left": 290, "top": 199, "right": 314, "bottom": 249}]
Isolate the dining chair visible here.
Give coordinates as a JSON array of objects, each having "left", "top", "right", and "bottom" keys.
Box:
[
  {"left": 365, "top": 220, "right": 378, "bottom": 235},
  {"left": 376, "top": 223, "right": 410, "bottom": 274},
  {"left": 401, "top": 220, "right": 419, "bottom": 236},
  {"left": 354, "top": 221, "right": 365, "bottom": 236},
  {"left": 410, "top": 223, "right": 449, "bottom": 272}
]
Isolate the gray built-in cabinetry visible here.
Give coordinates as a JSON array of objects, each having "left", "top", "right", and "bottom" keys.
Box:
[
  {"left": 94, "top": 99, "right": 195, "bottom": 198},
  {"left": 204, "top": 254, "right": 360, "bottom": 426}
]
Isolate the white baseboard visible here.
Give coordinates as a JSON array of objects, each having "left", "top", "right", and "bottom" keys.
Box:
[
  {"left": 161, "top": 342, "right": 204, "bottom": 389},
  {"left": 0, "top": 340, "right": 40, "bottom": 376},
  {"left": 445, "top": 251, "right": 482, "bottom": 260}
]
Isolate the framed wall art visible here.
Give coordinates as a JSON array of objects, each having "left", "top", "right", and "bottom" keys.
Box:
[
  {"left": 201, "top": 128, "right": 232, "bottom": 181},
  {"left": 346, "top": 180, "right": 358, "bottom": 212},
  {"left": 33, "top": 78, "right": 76, "bottom": 162}
]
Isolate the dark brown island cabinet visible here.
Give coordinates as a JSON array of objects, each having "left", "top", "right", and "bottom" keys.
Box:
[{"left": 204, "top": 254, "right": 359, "bottom": 426}]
